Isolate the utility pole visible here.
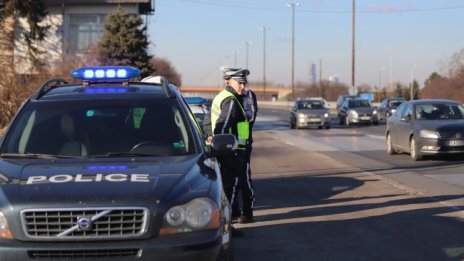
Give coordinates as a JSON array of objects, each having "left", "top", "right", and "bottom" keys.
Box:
[
  {"left": 288, "top": 2, "right": 300, "bottom": 101},
  {"left": 319, "top": 59, "right": 322, "bottom": 97},
  {"left": 410, "top": 64, "right": 416, "bottom": 100},
  {"left": 259, "top": 26, "right": 268, "bottom": 100},
  {"left": 351, "top": 0, "right": 356, "bottom": 95}
]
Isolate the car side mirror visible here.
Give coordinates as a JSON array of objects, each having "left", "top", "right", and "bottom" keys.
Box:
[{"left": 210, "top": 134, "right": 237, "bottom": 157}]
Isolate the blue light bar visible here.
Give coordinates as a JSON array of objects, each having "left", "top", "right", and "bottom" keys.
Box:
[{"left": 70, "top": 66, "right": 140, "bottom": 81}]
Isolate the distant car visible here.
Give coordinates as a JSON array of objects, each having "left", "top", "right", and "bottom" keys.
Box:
[
  {"left": 377, "top": 97, "right": 407, "bottom": 122},
  {"left": 188, "top": 103, "right": 209, "bottom": 127},
  {"left": 336, "top": 95, "right": 357, "bottom": 113},
  {"left": 290, "top": 98, "right": 331, "bottom": 129},
  {"left": 184, "top": 96, "right": 211, "bottom": 127},
  {"left": 185, "top": 96, "right": 212, "bottom": 109},
  {"left": 386, "top": 99, "right": 464, "bottom": 161},
  {"left": 338, "top": 98, "right": 379, "bottom": 126}
]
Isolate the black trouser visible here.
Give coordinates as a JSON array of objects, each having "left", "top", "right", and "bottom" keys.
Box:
[
  {"left": 219, "top": 150, "right": 246, "bottom": 218},
  {"left": 239, "top": 142, "right": 255, "bottom": 217}
]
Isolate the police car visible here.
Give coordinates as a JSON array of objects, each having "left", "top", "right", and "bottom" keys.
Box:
[{"left": 0, "top": 66, "right": 236, "bottom": 260}]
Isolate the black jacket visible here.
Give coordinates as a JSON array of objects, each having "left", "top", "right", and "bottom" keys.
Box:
[{"left": 202, "top": 86, "right": 246, "bottom": 139}]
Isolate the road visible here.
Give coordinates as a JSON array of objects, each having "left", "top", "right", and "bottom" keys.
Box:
[{"left": 233, "top": 107, "right": 464, "bottom": 261}]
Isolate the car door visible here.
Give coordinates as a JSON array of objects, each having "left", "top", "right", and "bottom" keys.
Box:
[
  {"left": 389, "top": 103, "right": 405, "bottom": 148},
  {"left": 396, "top": 103, "right": 413, "bottom": 150}
]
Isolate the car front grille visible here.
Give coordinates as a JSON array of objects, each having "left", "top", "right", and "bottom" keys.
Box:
[
  {"left": 28, "top": 249, "right": 141, "bottom": 259},
  {"left": 21, "top": 207, "right": 148, "bottom": 240},
  {"left": 439, "top": 132, "right": 464, "bottom": 139}
]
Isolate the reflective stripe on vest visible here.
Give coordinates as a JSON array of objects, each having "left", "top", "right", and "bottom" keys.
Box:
[{"left": 211, "top": 90, "right": 249, "bottom": 148}]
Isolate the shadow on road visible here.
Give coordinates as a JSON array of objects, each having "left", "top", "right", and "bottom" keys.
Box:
[{"left": 234, "top": 174, "right": 464, "bottom": 261}]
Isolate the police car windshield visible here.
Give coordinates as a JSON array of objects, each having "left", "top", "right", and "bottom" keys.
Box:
[{"left": 1, "top": 99, "right": 195, "bottom": 157}]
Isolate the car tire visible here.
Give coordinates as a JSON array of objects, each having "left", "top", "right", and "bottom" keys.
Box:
[
  {"left": 290, "top": 119, "right": 295, "bottom": 129},
  {"left": 410, "top": 137, "right": 423, "bottom": 161},
  {"left": 386, "top": 133, "right": 396, "bottom": 155}
]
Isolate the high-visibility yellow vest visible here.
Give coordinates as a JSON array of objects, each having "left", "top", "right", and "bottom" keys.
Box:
[{"left": 211, "top": 90, "right": 249, "bottom": 149}]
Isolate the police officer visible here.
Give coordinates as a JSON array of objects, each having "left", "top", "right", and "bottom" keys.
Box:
[
  {"left": 208, "top": 66, "right": 251, "bottom": 226},
  {"left": 238, "top": 85, "right": 257, "bottom": 224}
]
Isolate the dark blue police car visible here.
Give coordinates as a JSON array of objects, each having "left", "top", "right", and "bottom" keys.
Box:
[{"left": 0, "top": 66, "right": 235, "bottom": 260}]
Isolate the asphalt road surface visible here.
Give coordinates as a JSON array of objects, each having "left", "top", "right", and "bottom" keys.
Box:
[{"left": 233, "top": 107, "right": 464, "bottom": 261}]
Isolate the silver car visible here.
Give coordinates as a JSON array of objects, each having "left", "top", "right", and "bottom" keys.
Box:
[
  {"left": 338, "top": 98, "right": 379, "bottom": 126},
  {"left": 290, "top": 99, "right": 331, "bottom": 129}
]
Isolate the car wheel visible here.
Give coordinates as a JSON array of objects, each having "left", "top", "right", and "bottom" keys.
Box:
[
  {"left": 386, "top": 133, "right": 396, "bottom": 155},
  {"left": 410, "top": 137, "right": 423, "bottom": 161},
  {"left": 290, "top": 120, "right": 295, "bottom": 129}
]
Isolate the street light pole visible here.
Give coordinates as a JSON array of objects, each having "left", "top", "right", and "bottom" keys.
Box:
[
  {"left": 245, "top": 41, "right": 252, "bottom": 69},
  {"left": 379, "top": 67, "right": 385, "bottom": 89},
  {"left": 259, "top": 26, "right": 268, "bottom": 100},
  {"left": 287, "top": 2, "right": 300, "bottom": 101}
]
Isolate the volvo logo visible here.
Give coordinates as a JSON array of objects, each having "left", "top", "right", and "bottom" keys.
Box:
[
  {"left": 77, "top": 217, "right": 92, "bottom": 231},
  {"left": 456, "top": 132, "right": 462, "bottom": 139}
]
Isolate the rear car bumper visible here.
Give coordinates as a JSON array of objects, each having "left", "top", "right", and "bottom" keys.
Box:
[{"left": 0, "top": 229, "right": 231, "bottom": 261}]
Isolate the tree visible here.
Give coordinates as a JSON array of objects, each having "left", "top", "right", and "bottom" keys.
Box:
[
  {"left": 424, "top": 72, "right": 442, "bottom": 87},
  {"left": 98, "top": 6, "right": 153, "bottom": 77},
  {"left": 448, "top": 48, "right": 464, "bottom": 78},
  {"left": 0, "top": 0, "right": 49, "bottom": 71},
  {"left": 149, "top": 57, "right": 182, "bottom": 87}
]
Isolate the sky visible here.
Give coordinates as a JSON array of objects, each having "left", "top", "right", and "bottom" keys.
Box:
[{"left": 147, "top": 0, "right": 464, "bottom": 89}]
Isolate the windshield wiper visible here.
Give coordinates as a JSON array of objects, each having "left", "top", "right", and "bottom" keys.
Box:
[{"left": 0, "top": 153, "right": 60, "bottom": 159}]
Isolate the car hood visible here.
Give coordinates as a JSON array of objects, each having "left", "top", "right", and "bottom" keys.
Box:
[
  {"left": 415, "top": 120, "right": 464, "bottom": 132},
  {"left": 297, "top": 109, "right": 329, "bottom": 114},
  {"left": 351, "top": 107, "right": 375, "bottom": 114},
  {"left": 0, "top": 155, "right": 214, "bottom": 208}
]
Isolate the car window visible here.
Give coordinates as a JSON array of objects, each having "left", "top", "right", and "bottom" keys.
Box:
[
  {"left": 3, "top": 99, "right": 194, "bottom": 157},
  {"left": 416, "top": 103, "right": 464, "bottom": 120},
  {"left": 400, "top": 104, "right": 412, "bottom": 118},
  {"left": 388, "top": 100, "right": 405, "bottom": 108},
  {"left": 298, "top": 101, "right": 324, "bottom": 109},
  {"left": 392, "top": 102, "right": 405, "bottom": 118},
  {"left": 348, "top": 100, "right": 370, "bottom": 108}
]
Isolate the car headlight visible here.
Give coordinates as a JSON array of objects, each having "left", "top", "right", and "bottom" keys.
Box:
[
  {"left": 323, "top": 113, "right": 329, "bottom": 118},
  {"left": 297, "top": 113, "right": 307, "bottom": 119},
  {"left": 160, "top": 198, "right": 220, "bottom": 235},
  {"left": 349, "top": 110, "right": 358, "bottom": 117},
  {"left": 373, "top": 110, "right": 378, "bottom": 115},
  {"left": 419, "top": 130, "right": 439, "bottom": 139},
  {"left": 0, "top": 211, "right": 12, "bottom": 239}
]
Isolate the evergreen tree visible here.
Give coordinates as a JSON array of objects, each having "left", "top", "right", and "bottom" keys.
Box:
[{"left": 98, "top": 6, "right": 153, "bottom": 77}]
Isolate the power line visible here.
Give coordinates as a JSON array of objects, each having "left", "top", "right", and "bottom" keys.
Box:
[{"left": 176, "top": 0, "right": 464, "bottom": 14}]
